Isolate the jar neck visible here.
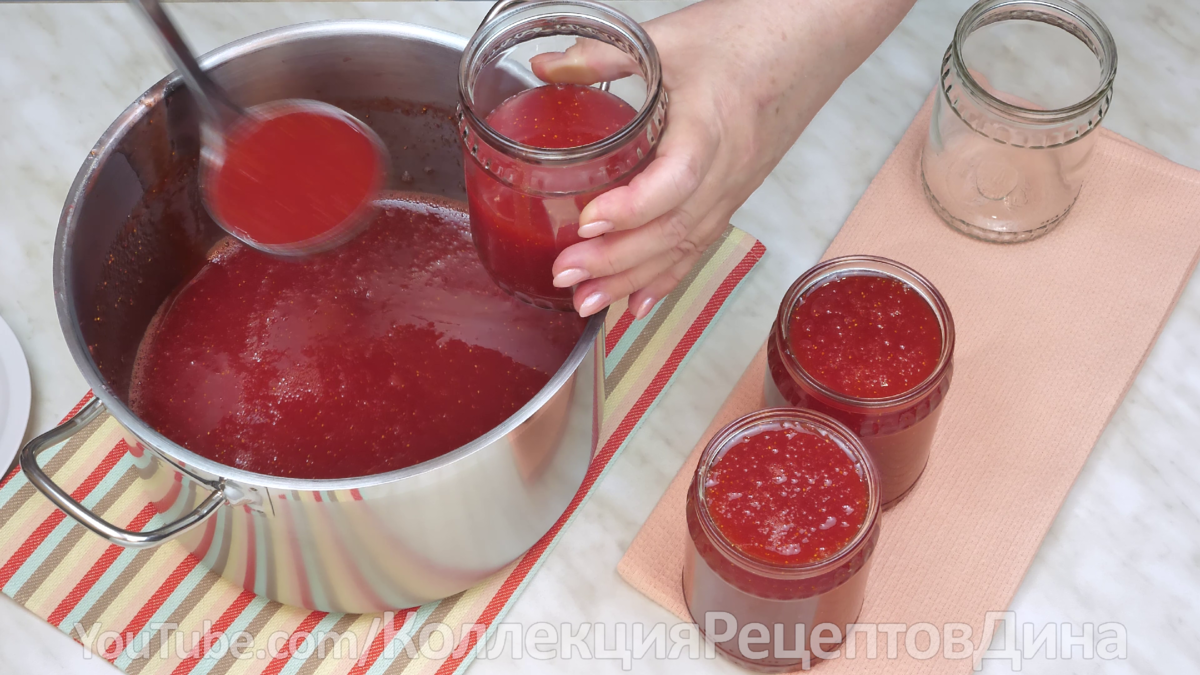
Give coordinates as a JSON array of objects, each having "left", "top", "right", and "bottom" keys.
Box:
[
  {"left": 772, "top": 255, "right": 956, "bottom": 412},
  {"left": 943, "top": 0, "right": 1116, "bottom": 147},
  {"left": 458, "top": 0, "right": 665, "bottom": 167},
  {"left": 691, "top": 409, "right": 881, "bottom": 581}
]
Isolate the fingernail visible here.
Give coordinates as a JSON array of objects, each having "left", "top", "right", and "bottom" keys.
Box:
[
  {"left": 578, "top": 291, "right": 611, "bottom": 317},
  {"left": 577, "top": 220, "right": 614, "bottom": 238},
  {"left": 530, "top": 52, "right": 565, "bottom": 67},
  {"left": 553, "top": 268, "right": 590, "bottom": 288},
  {"left": 633, "top": 297, "right": 657, "bottom": 320}
]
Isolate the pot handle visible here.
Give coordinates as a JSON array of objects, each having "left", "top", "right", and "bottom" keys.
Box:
[{"left": 20, "top": 397, "right": 226, "bottom": 550}]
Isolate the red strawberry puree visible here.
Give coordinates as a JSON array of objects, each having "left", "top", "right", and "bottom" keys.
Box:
[
  {"left": 789, "top": 275, "right": 941, "bottom": 398},
  {"left": 684, "top": 411, "right": 880, "bottom": 671},
  {"left": 466, "top": 83, "right": 639, "bottom": 307},
  {"left": 130, "top": 193, "right": 586, "bottom": 479},
  {"left": 703, "top": 426, "right": 868, "bottom": 566},
  {"left": 209, "top": 106, "right": 384, "bottom": 249}
]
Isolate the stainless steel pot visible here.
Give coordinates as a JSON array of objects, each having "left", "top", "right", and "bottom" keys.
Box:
[{"left": 20, "top": 20, "right": 604, "bottom": 613}]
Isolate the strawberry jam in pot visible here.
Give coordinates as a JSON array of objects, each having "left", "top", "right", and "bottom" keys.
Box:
[
  {"left": 130, "top": 193, "right": 587, "bottom": 479},
  {"left": 458, "top": 1, "right": 667, "bottom": 309},
  {"left": 684, "top": 409, "right": 881, "bottom": 671},
  {"left": 766, "top": 256, "right": 955, "bottom": 506}
]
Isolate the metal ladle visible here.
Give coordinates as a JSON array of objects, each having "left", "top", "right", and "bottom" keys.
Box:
[{"left": 129, "top": 0, "right": 388, "bottom": 256}]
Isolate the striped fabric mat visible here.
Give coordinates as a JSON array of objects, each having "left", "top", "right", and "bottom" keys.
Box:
[{"left": 0, "top": 227, "right": 764, "bottom": 675}]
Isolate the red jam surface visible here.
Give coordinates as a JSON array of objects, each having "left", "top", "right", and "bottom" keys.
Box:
[
  {"left": 209, "top": 107, "right": 382, "bottom": 247},
  {"left": 704, "top": 426, "right": 868, "bottom": 566},
  {"left": 788, "top": 274, "right": 941, "bottom": 399},
  {"left": 467, "top": 84, "right": 638, "bottom": 306},
  {"left": 486, "top": 83, "right": 633, "bottom": 149},
  {"left": 130, "top": 193, "right": 587, "bottom": 479}
]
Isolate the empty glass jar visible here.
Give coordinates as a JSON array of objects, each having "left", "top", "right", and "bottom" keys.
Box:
[{"left": 921, "top": 0, "right": 1117, "bottom": 242}]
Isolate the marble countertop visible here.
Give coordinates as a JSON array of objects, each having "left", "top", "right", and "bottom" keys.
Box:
[{"left": 1, "top": 1, "right": 1198, "bottom": 673}]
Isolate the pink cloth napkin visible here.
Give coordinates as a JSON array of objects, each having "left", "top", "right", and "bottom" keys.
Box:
[{"left": 618, "top": 98, "right": 1200, "bottom": 673}]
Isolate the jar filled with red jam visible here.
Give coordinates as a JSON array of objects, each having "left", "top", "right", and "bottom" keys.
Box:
[
  {"left": 458, "top": 0, "right": 666, "bottom": 309},
  {"left": 684, "top": 409, "right": 881, "bottom": 671},
  {"left": 766, "top": 255, "right": 955, "bottom": 507}
]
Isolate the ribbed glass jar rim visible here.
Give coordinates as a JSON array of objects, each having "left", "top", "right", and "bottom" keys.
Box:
[
  {"left": 693, "top": 408, "right": 881, "bottom": 580},
  {"left": 774, "top": 255, "right": 956, "bottom": 411},
  {"left": 458, "top": 0, "right": 664, "bottom": 166},
  {"left": 949, "top": 0, "right": 1117, "bottom": 126}
]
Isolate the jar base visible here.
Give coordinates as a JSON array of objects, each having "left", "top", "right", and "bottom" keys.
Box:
[
  {"left": 494, "top": 280, "right": 574, "bottom": 312},
  {"left": 881, "top": 458, "right": 927, "bottom": 511},
  {"left": 683, "top": 579, "right": 864, "bottom": 673},
  {"left": 921, "top": 168, "right": 1075, "bottom": 244}
]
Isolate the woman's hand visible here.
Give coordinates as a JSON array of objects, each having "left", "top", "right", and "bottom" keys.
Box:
[{"left": 533, "top": 0, "right": 915, "bottom": 319}]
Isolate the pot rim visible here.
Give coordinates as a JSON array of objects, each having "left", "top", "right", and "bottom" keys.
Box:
[{"left": 54, "top": 19, "right": 604, "bottom": 491}]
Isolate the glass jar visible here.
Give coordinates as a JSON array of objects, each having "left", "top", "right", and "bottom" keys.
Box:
[
  {"left": 920, "top": 0, "right": 1117, "bottom": 243},
  {"left": 765, "top": 256, "right": 955, "bottom": 507},
  {"left": 458, "top": 0, "right": 667, "bottom": 309},
  {"left": 684, "top": 408, "right": 882, "bottom": 672}
]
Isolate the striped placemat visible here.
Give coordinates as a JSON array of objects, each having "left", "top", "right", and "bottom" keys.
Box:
[{"left": 0, "top": 226, "right": 764, "bottom": 675}]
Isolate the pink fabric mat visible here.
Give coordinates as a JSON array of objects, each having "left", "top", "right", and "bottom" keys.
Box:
[{"left": 617, "top": 98, "right": 1200, "bottom": 672}]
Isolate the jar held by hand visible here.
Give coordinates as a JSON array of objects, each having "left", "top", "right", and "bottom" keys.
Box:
[{"left": 458, "top": 0, "right": 667, "bottom": 309}]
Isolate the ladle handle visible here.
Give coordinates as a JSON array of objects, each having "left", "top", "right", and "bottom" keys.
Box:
[
  {"left": 129, "top": 0, "right": 242, "bottom": 130},
  {"left": 20, "top": 397, "right": 227, "bottom": 549}
]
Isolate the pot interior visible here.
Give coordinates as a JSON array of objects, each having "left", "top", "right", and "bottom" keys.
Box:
[{"left": 63, "top": 22, "right": 536, "bottom": 409}]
